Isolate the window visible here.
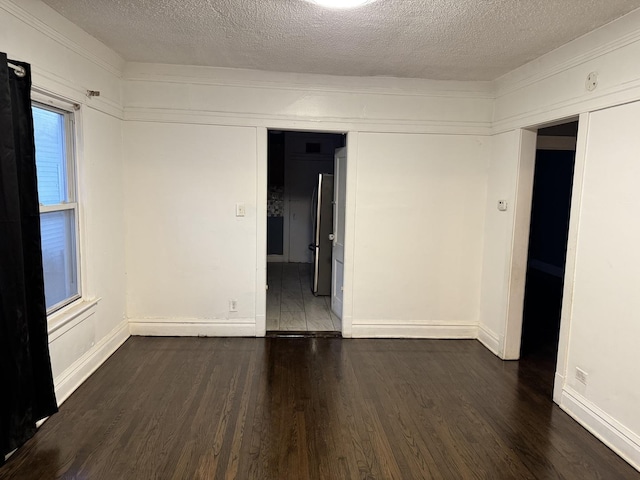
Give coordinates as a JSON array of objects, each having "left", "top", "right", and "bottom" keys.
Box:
[{"left": 32, "top": 102, "right": 80, "bottom": 313}]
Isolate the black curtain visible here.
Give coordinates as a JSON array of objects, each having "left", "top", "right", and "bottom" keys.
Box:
[{"left": 0, "top": 52, "right": 58, "bottom": 463}]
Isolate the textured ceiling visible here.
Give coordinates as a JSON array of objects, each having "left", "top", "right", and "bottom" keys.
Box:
[{"left": 41, "top": 0, "right": 640, "bottom": 81}]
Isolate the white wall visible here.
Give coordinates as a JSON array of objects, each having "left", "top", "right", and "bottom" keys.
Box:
[
  {"left": 124, "top": 122, "right": 258, "bottom": 336},
  {"left": 123, "top": 62, "right": 493, "bottom": 135},
  {"left": 477, "top": 130, "right": 520, "bottom": 354},
  {"left": 479, "top": 9, "right": 640, "bottom": 468},
  {"left": 351, "top": 133, "right": 489, "bottom": 337},
  {"left": 0, "top": 0, "right": 123, "bottom": 115},
  {"left": 123, "top": 124, "right": 489, "bottom": 339},
  {"left": 493, "top": 9, "right": 640, "bottom": 133},
  {"left": 1, "top": 0, "right": 128, "bottom": 404},
  {"left": 561, "top": 101, "right": 640, "bottom": 463},
  {"left": 121, "top": 62, "right": 495, "bottom": 339}
]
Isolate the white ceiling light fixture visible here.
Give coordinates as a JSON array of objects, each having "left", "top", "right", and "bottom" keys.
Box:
[{"left": 309, "top": 0, "right": 374, "bottom": 9}]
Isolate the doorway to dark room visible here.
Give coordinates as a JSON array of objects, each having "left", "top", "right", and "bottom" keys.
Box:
[
  {"left": 520, "top": 120, "right": 578, "bottom": 395},
  {"left": 266, "top": 130, "right": 345, "bottom": 334}
]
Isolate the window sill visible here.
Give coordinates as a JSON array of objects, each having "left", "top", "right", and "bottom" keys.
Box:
[{"left": 48, "top": 297, "right": 101, "bottom": 336}]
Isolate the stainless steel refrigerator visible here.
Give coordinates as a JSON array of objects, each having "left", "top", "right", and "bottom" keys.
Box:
[{"left": 310, "top": 174, "right": 334, "bottom": 296}]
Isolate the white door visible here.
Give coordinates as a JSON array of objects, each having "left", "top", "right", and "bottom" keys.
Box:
[{"left": 331, "top": 147, "right": 347, "bottom": 319}]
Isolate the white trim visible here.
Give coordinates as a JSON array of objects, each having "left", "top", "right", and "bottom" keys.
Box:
[
  {"left": 502, "top": 128, "right": 537, "bottom": 360},
  {"left": 45, "top": 293, "right": 82, "bottom": 318},
  {"left": 491, "top": 9, "right": 640, "bottom": 133},
  {"left": 123, "top": 63, "right": 494, "bottom": 99},
  {"left": 31, "top": 89, "right": 79, "bottom": 112},
  {"left": 124, "top": 107, "right": 491, "bottom": 135},
  {"left": 495, "top": 8, "right": 640, "bottom": 97},
  {"left": 350, "top": 322, "right": 478, "bottom": 339},
  {"left": 47, "top": 297, "right": 100, "bottom": 336},
  {"left": 553, "top": 373, "right": 566, "bottom": 405},
  {"left": 53, "top": 319, "right": 130, "bottom": 406},
  {"left": 340, "top": 133, "right": 359, "bottom": 338},
  {"left": 32, "top": 70, "right": 124, "bottom": 120},
  {"left": 33, "top": 99, "right": 83, "bottom": 316},
  {"left": 255, "top": 126, "right": 268, "bottom": 337},
  {"left": 554, "top": 112, "right": 591, "bottom": 408},
  {"left": 39, "top": 203, "right": 76, "bottom": 213},
  {"left": 128, "top": 319, "right": 256, "bottom": 337},
  {"left": 0, "top": 0, "right": 123, "bottom": 77},
  {"left": 560, "top": 387, "right": 640, "bottom": 472},
  {"left": 492, "top": 84, "right": 640, "bottom": 134},
  {"left": 72, "top": 105, "right": 94, "bottom": 305},
  {"left": 3, "top": 449, "right": 17, "bottom": 463},
  {"left": 477, "top": 324, "right": 502, "bottom": 356}
]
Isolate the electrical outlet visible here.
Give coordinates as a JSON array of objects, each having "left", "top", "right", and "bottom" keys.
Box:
[
  {"left": 229, "top": 299, "right": 238, "bottom": 312},
  {"left": 575, "top": 367, "right": 588, "bottom": 385}
]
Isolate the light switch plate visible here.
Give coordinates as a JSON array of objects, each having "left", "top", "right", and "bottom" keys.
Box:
[{"left": 236, "top": 203, "right": 246, "bottom": 217}]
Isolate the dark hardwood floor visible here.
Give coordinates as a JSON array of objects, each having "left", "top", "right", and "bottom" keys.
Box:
[{"left": 1, "top": 337, "right": 638, "bottom": 479}]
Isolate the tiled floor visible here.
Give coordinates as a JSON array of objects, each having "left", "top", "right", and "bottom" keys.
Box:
[{"left": 266, "top": 262, "right": 341, "bottom": 332}]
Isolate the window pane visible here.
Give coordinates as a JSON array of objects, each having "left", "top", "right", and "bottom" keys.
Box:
[
  {"left": 40, "top": 210, "right": 78, "bottom": 310},
  {"left": 32, "top": 106, "right": 68, "bottom": 205}
]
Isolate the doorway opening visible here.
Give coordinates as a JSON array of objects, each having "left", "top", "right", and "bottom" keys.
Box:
[
  {"left": 266, "top": 130, "right": 346, "bottom": 334},
  {"left": 519, "top": 120, "right": 578, "bottom": 395}
]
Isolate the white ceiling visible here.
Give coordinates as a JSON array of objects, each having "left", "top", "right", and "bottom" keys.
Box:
[{"left": 41, "top": 0, "right": 640, "bottom": 81}]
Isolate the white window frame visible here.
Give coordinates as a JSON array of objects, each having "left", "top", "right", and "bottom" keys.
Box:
[{"left": 32, "top": 96, "right": 82, "bottom": 315}]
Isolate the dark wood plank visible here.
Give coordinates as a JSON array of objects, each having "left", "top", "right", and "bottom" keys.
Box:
[{"left": 1, "top": 337, "right": 638, "bottom": 479}]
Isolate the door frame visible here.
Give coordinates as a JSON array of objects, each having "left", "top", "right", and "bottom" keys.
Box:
[
  {"left": 255, "top": 127, "right": 356, "bottom": 337},
  {"left": 331, "top": 147, "right": 347, "bottom": 321},
  {"left": 503, "top": 113, "right": 588, "bottom": 404}
]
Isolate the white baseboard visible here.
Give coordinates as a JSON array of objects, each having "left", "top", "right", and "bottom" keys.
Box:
[
  {"left": 560, "top": 386, "right": 640, "bottom": 472},
  {"left": 341, "top": 314, "right": 353, "bottom": 338},
  {"left": 254, "top": 314, "right": 266, "bottom": 337},
  {"left": 128, "top": 319, "right": 256, "bottom": 337},
  {"left": 350, "top": 322, "right": 478, "bottom": 339},
  {"left": 54, "top": 319, "right": 130, "bottom": 406},
  {"left": 553, "top": 373, "right": 565, "bottom": 405},
  {"left": 477, "top": 324, "right": 502, "bottom": 356}
]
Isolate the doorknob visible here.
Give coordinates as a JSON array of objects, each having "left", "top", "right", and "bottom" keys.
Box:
[{"left": 328, "top": 233, "right": 335, "bottom": 241}]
